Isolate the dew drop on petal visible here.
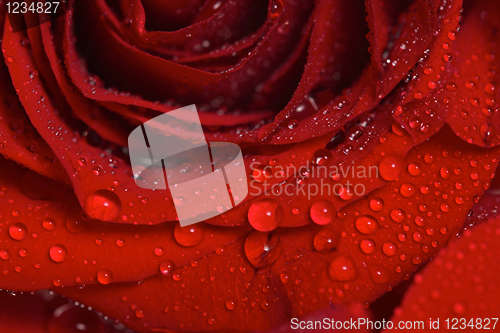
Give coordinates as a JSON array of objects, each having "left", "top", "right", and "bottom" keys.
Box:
[
  {"left": 84, "top": 189, "right": 122, "bottom": 222},
  {"left": 382, "top": 242, "right": 396, "bottom": 256},
  {"left": 313, "top": 229, "right": 340, "bottom": 251},
  {"left": 360, "top": 239, "right": 375, "bottom": 254},
  {"left": 390, "top": 209, "right": 405, "bottom": 223},
  {"left": 225, "top": 300, "right": 236, "bottom": 311},
  {"left": 154, "top": 247, "right": 164, "bottom": 257},
  {"left": 0, "top": 250, "right": 9, "bottom": 260},
  {"left": 248, "top": 199, "right": 283, "bottom": 232},
  {"left": 160, "top": 260, "right": 176, "bottom": 276},
  {"left": 49, "top": 245, "right": 67, "bottom": 263},
  {"left": 313, "top": 149, "right": 333, "bottom": 166},
  {"left": 369, "top": 198, "right": 384, "bottom": 212},
  {"left": 97, "top": 270, "right": 113, "bottom": 284},
  {"left": 9, "top": 223, "right": 27, "bottom": 241},
  {"left": 328, "top": 255, "right": 358, "bottom": 281},
  {"left": 174, "top": 223, "right": 205, "bottom": 247},
  {"left": 400, "top": 183, "right": 416, "bottom": 197},
  {"left": 310, "top": 200, "right": 335, "bottom": 225},
  {"left": 378, "top": 156, "right": 403, "bottom": 181},
  {"left": 407, "top": 162, "right": 422, "bottom": 176},
  {"left": 355, "top": 216, "right": 379, "bottom": 234},
  {"left": 42, "top": 218, "right": 56, "bottom": 231}
]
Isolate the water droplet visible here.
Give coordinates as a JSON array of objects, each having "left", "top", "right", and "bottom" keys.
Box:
[
  {"left": 440, "top": 167, "right": 451, "bottom": 179},
  {"left": 484, "top": 82, "right": 496, "bottom": 96},
  {"left": 382, "top": 242, "right": 396, "bottom": 256},
  {"left": 379, "top": 156, "right": 403, "bottom": 181},
  {"left": 355, "top": 216, "right": 378, "bottom": 234},
  {"left": 49, "top": 245, "right": 67, "bottom": 263},
  {"left": 313, "top": 149, "right": 333, "bottom": 166},
  {"left": 400, "top": 183, "right": 416, "bottom": 197},
  {"left": 369, "top": 198, "right": 384, "bottom": 211},
  {"left": 135, "top": 309, "right": 144, "bottom": 318},
  {"left": 360, "top": 239, "right": 375, "bottom": 254},
  {"left": 313, "top": 229, "right": 340, "bottom": 251},
  {"left": 42, "top": 218, "right": 56, "bottom": 231},
  {"left": 92, "top": 166, "right": 103, "bottom": 176},
  {"left": 338, "top": 185, "right": 354, "bottom": 200},
  {"left": 328, "top": 255, "right": 358, "bottom": 281},
  {"left": 248, "top": 199, "right": 283, "bottom": 232},
  {"left": 269, "top": 0, "right": 283, "bottom": 20},
  {"left": 174, "top": 223, "right": 205, "bottom": 247},
  {"left": 160, "top": 260, "right": 176, "bottom": 276},
  {"left": 310, "top": 200, "right": 335, "bottom": 225},
  {"left": 84, "top": 190, "right": 122, "bottom": 221},
  {"left": 226, "top": 300, "right": 236, "bottom": 310},
  {"left": 9, "top": 223, "right": 27, "bottom": 241},
  {"left": 408, "top": 162, "right": 422, "bottom": 176},
  {"left": 244, "top": 231, "right": 282, "bottom": 268},
  {"left": 173, "top": 195, "right": 186, "bottom": 207},
  {"left": 97, "top": 270, "right": 113, "bottom": 284},
  {"left": 390, "top": 209, "right": 405, "bottom": 223},
  {"left": 0, "top": 250, "right": 9, "bottom": 260},
  {"left": 154, "top": 247, "right": 164, "bottom": 256},
  {"left": 413, "top": 91, "right": 424, "bottom": 99}
]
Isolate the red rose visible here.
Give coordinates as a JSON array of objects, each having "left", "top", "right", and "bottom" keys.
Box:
[{"left": 1, "top": 0, "right": 500, "bottom": 332}]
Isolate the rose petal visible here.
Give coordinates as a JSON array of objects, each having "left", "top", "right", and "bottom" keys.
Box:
[
  {"left": 53, "top": 126, "right": 500, "bottom": 331},
  {"left": 383, "top": 217, "right": 500, "bottom": 330},
  {"left": 0, "top": 157, "right": 249, "bottom": 290},
  {"left": 440, "top": 0, "right": 500, "bottom": 146}
]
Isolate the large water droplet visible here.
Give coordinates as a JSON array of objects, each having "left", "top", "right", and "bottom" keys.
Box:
[
  {"left": 49, "top": 245, "right": 68, "bottom": 263},
  {"left": 248, "top": 199, "right": 282, "bottom": 232},
  {"left": 84, "top": 189, "right": 121, "bottom": 222},
  {"left": 400, "top": 183, "right": 416, "bottom": 197},
  {"left": 382, "top": 242, "right": 396, "bottom": 256},
  {"left": 369, "top": 198, "right": 384, "bottom": 212},
  {"left": 407, "top": 162, "right": 422, "bottom": 176},
  {"left": 97, "top": 269, "right": 112, "bottom": 284},
  {"left": 43, "top": 218, "right": 56, "bottom": 231},
  {"left": 313, "top": 149, "right": 333, "bottom": 166},
  {"left": 310, "top": 200, "right": 335, "bottom": 225},
  {"left": 226, "top": 300, "right": 236, "bottom": 310},
  {"left": 0, "top": 249, "right": 10, "bottom": 260},
  {"left": 378, "top": 156, "right": 403, "bottom": 181},
  {"left": 160, "top": 260, "right": 176, "bottom": 276},
  {"left": 390, "top": 209, "right": 405, "bottom": 223},
  {"left": 355, "top": 216, "right": 379, "bottom": 234},
  {"left": 174, "top": 223, "right": 205, "bottom": 247},
  {"left": 9, "top": 223, "right": 27, "bottom": 241},
  {"left": 360, "top": 239, "right": 375, "bottom": 254}
]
